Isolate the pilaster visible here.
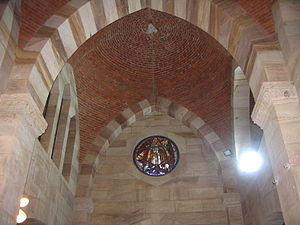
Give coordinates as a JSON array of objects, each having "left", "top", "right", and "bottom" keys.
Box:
[
  {"left": 0, "top": 93, "right": 47, "bottom": 225},
  {"left": 252, "top": 81, "right": 300, "bottom": 224}
]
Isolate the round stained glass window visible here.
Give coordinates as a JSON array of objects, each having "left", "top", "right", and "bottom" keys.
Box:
[{"left": 133, "top": 136, "right": 179, "bottom": 176}]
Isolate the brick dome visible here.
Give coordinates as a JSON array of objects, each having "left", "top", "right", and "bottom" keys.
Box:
[{"left": 68, "top": 9, "right": 233, "bottom": 158}]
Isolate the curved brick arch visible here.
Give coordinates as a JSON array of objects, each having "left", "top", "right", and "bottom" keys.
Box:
[
  {"left": 17, "top": 0, "right": 269, "bottom": 191},
  {"left": 15, "top": 0, "right": 280, "bottom": 162},
  {"left": 21, "top": 0, "right": 273, "bottom": 108},
  {"left": 14, "top": 0, "right": 290, "bottom": 175},
  {"left": 14, "top": 1, "right": 269, "bottom": 190},
  {"left": 23, "top": 0, "right": 269, "bottom": 69}
]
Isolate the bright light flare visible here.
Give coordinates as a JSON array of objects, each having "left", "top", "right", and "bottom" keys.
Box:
[
  {"left": 20, "top": 197, "right": 29, "bottom": 208},
  {"left": 238, "top": 151, "right": 263, "bottom": 173},
  {"left": 16, "top": 209, "right": 27, "bottom": 223}
]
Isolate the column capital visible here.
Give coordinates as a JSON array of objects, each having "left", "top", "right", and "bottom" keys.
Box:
[
  {"left": 0, "top": 93, "right": 47, "bottom": 137},
  {"left": 252, "top": 81, "right": 298, "bottom": 128}
]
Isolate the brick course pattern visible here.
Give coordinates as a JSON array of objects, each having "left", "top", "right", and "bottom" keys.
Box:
[
  {"left": 19, "top": 0, "right": 70, "bottom": 47},
  {"left": 68, "top": 9, "right": 233, "bottom": 159},
  {"left": 19, "top": 0, "right": 275, "bottom": 47},
  {"left": 18, "top": 0, "right": 275, "bottom": 162},
  {"left": 236, "top": 0, "right": 275, "bottom": 34}
]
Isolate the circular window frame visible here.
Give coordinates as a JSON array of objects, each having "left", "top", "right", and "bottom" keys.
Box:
[{"left": 133, "top": 135, "right": 180, "bottom": 177}]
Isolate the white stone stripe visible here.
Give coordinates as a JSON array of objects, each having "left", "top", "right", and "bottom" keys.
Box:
[
  {"left": 44, "top": 15, "right": 65, "bottom": 29},
  {"left": 190, "top": 117, "right": 205, "bottom": 130},
  {"left": 78, "top": 2, "right": 98, "bottom": 39},
  {"left": 103, "top": 0, "right": 118, "bottom": 24},
  {"left": 107, "top": 120, "right": 121, "bottom": 131},
  {"left": 40, "top": 40, "right": 61, "bottom": 80},
  {"left": 121, "top": 108, "right": 135, "bottom": 120},
  {"left": 127, "top": 114, "right": 136, "bottom": 126},
  {"left": 174, "top": 106, "right": 188, "bottom": 121},
  {"left": 1, "top": 3, "right": 13, "bottom": 38},
  {"left": 58, "top": 19, "right": 78, "bottom": 57},
  {"left": 197, "top": 0, "right": 211, "bottom": 32},
  {"left": 139, "top": 99, "right": 152, "bottom": 115},
  {"left": 29, "top": 65, "right": 49, "bottom": 105},
  {"left": 128, "top": 0, "right": 142, "bottom": 13},
  {"left": 121, "top": 108, "right": 136, "bottom": 125},
  {"left": 157, "top": 97, "right": 172, "bottom": 114},
  {"left": 0, "top": 3, "right": 14, "bottom": 52},
  {"left": 139, "top": 99, "right": 150, "bottom": 109},
  {"left": 0, "top": 41, "right": 5, "bottom": 66},
  {"left": 174, "top": 0, "right": 187, "bottom": 20},
  {"left": 151, "top": 0, "right": 163, "bottom": 11},
  {"left": 109, "top": 125, "right": 122, "bottom": 142},
  {"left": 204, "top": 132, "right": 220, "bottom": 144}
]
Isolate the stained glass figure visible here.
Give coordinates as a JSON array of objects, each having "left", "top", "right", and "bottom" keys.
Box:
[{"left": 133, "top": 136, "right": 179, "bottom": 176}]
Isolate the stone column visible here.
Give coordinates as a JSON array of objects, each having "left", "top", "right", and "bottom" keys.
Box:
[
  {"left": 0, "top": 93, "right": 47, "bottom": 225},
  {"left": 233, "top": 66, "right": 251, "bottom": 157},
  {"left": 252, "top": 81, "right": 300, "bottom": 224}
]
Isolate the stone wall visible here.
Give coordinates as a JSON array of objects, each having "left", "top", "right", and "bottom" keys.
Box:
[
  {"left": 21, "top": 65, "right": 80, "bottom": 225},
  {"left": 239, "top": 138, "right": 283, "bottom": 225},
  {"left": 23, "top": 141, "right": 75, "bottom": 225},
  {"left": 91, "top": 112, "right": 243, "bottom": 225},
  {"left": 233, "top": 65, "right": 284, "bottom": 225}
]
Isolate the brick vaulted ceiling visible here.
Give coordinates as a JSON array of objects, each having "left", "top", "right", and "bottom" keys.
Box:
[
  {"left": 19, "top": 0, "right": 275, "bottom": 48},
  {"left": 68, "top": 9, "right": 233, "bottom": 158}
]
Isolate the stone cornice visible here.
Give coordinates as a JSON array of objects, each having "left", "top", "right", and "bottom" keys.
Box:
[
  {"left": 251, "top": 81, "right": 298, "bottom": 128},
  {"left": 0, "top": 93, "right": 47, "bottom": 137}
]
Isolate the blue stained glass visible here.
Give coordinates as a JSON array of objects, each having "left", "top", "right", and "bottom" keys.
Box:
[{"left": 133, "top": 136, "right": 179, "bottom": 176}]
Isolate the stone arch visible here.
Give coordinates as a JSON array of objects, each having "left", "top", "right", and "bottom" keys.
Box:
[
  {"left": 10, "top": 0, "right": 290, "bottom": 169},
  {"left": 74, "top": 97, "right": 239, "bottom": 224},
  {"left": 15, "top": 0, "right": 285, "bottom": 113},
  {"left": 89, "top": 97, "right": 229, "bottom": 166},
  {"left": 75, "top": 97, "right": 235, "bottom": 199},
  {"left": 1, "top": 1, "right": 298, "bottom": 224},
  {"left": 2, "top": 1, "right": 299, "bottom": 224},
  {"left": 13, "top": 0, "right": 282, "bottom": 180}
]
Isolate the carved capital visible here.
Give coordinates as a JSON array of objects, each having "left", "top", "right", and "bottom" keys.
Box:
[
  {"left": 74, "top": 197, "right": 94, "bottom": 214},
  {"left": 0, "top": 93, "right": 47, "bottom": 137},
  {"left": 251, "top": 81, "right": 298, "bottom": 128}
]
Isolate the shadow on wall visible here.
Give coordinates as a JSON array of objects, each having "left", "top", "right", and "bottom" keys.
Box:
[
  {"left": 23, "top": 218, "right": 46, "bottom": 225},
  {"left": 266, "top": 211, "right": 285, "bottom": 225}
]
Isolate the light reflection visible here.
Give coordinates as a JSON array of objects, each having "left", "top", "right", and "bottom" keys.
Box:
[
  {"left": 16, "top": 209, "right": 27, "bottom": 223},
  {"left": 238, "top": 151, "right": 263, "bottom": 173},
  {"left": 20, "top": 197, "right": 29, "bottom": 208}
]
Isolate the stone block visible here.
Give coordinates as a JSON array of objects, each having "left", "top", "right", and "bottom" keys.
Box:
[
  {"left": 175, "top": 199, "right": 223, "bottom": 213},
  {"left": 145, "top": 201, "right": 175, "bottom": 214}
]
